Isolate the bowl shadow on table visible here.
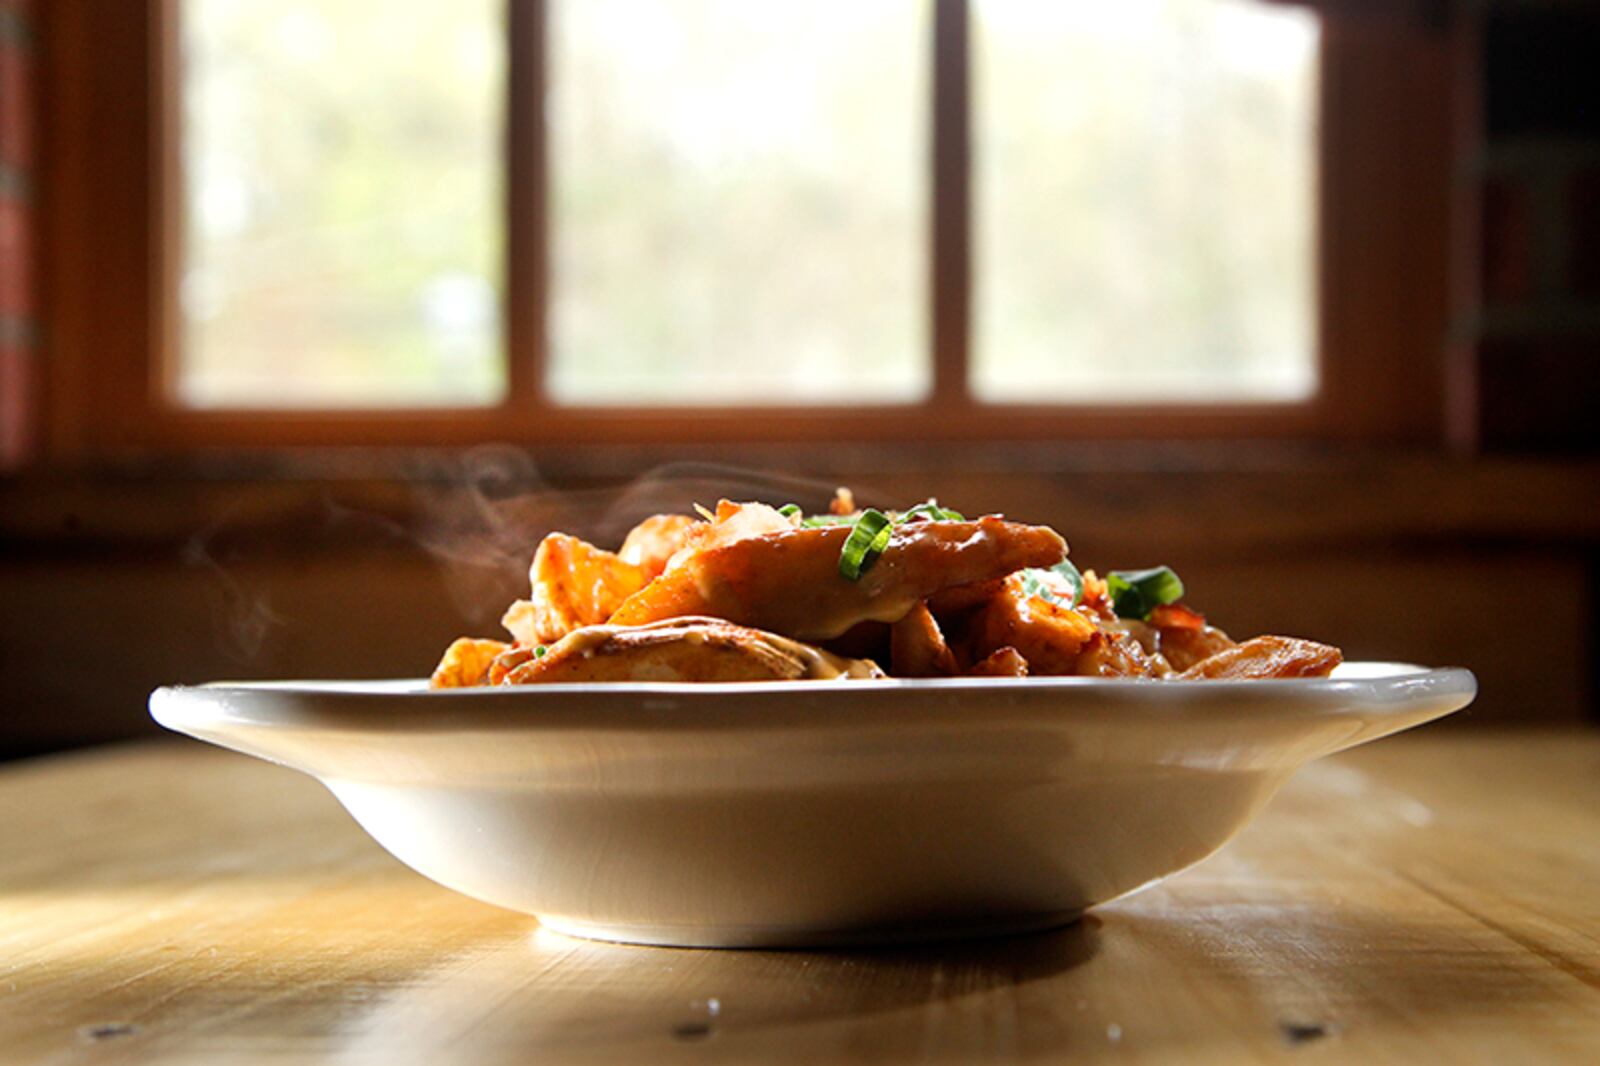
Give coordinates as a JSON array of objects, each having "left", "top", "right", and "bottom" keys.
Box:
[
  {"left": 325, "top": 900, "right": 1562, "bottom": 1064},
  {"left": 328, "top": 917, "right": 1105, "bottom": 1063},
  {"left": 14, "top": 892, "right": 1564, "bottom": 1063}
]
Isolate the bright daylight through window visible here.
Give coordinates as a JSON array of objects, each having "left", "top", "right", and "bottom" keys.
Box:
[
  {"left": 175, "top": 0, "right": 1318, "bottom": 412},
  {"left": 178, "top": 0, "right": 505, "bottom": 408},
  {"left": 547, "top": 0, "right": 927, "bottom": 405},
  {"left": 973, "top": 0, "right": 1320, "bottom": 403}
]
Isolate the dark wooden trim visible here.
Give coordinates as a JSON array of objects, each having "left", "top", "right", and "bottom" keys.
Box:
[
  {"left": 1317, "top": 8, "right": 1454, "bottom": 443},
  {"left": 152, "top": 0, "right": 181, "bottom": 410},
  {"left": 7, "top": 453, "right": 1598, "bottom": 556},
  {"left": 35, "top": 0, "right": 159, "bottom": 459},
  {"left": 929, "top": 0, "right": 969, "bottom": 407},
  {"left": 116, "top": 400, "right": 1329, "bottom": 448},
  {"left": 505, "top": 0, "right": 545, "bottom": 411},
  {"left": 1445, "top": 4, "right": 1484, "bottom": 453}
]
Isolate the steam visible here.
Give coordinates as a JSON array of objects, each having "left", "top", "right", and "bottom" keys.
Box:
[
  {"left": 182, "top": 450, "right": 872, "bottom": 662},
  {"left": 406, "top": 454, "right": 868, "bottom": 626},
  {"left": 181, "top": 522, "right": 287, "bottom": 664},
  {"left": 593, "top": 462, "right": 862, "bottom": 543},
  {"left": 405, "top": 446, "right": 561, "bottom": 626}
]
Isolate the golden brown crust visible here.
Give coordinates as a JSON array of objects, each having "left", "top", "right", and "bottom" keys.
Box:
[
  {"left": 502, "top": 533, "right": 649, "bottom": 645},
  {"left": 1064, "top": 631, "right": 1159, "bottom": 678},
  {"left": 617, "top": 514, "right": 700, "bottom": 578},
  {"left": 1178, "top": 636, "right": 1343, "bottom": 680},
  {"left": 433, "top": 494, "right": 1347, "bottom": 684},
  {"left": 890, "top": 602, "right": 959, "bottom": 678},
  {"left": 970, "top": 573, "right": 1100, "bottom": 675},
  {"left": 429, "top": 638, "right": 511, "bottom": 689},
  {"left": 486, "top": 645, "right": 538, "bottom": 686},
  {"left": 608, "top": 518, "right": 1067, "bottom": 641},
  {"left": 967, "top": 646, "right": 1029, "bottom": 677},
  {"left": 502, "top": 618, "right": 883, "bottom": 684}
]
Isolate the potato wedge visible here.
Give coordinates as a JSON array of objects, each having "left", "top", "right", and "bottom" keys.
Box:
[
  {"left": 970, "top": 573, "right": 1099, "bottom": 675},
  {"left": 1178, "top": 636, "right": 1342, "bottom": 680},
  {"left": 618, "top": 514, "right": 699, "bottom": 578},
  {"left": 429, "top": 637, "right": 511, "bottom": 689},
  {"left": 502, "top": 533, "right": 650, "bottom": 646}
]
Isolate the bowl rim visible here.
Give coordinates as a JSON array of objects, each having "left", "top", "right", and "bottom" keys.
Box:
[{"left": 150, "top": 662, "right": 1478, "bottom": 737}]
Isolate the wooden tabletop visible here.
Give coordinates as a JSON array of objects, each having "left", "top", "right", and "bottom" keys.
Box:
[{"left": 1, "top": 733, "right": 1597, "bottom": 1065}]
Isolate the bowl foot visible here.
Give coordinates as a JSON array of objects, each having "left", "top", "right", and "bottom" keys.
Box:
[{"left": 536, "top": 909, "right": 1085, "bottom": 950}]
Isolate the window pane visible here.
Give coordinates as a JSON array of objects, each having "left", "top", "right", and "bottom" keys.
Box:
[
  {"left": 178, "top": 1, "right": 504, "bottom": 408},
  {"left": 548, "top": 1, "right": 928, "bottom": 405},
  {"left": 973, "top": 0, "right": 1318, "bottom": 403}
]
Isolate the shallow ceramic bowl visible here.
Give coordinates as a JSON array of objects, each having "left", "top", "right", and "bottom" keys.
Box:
[{"left": 150, "top": 663, "right": 1474, "bottom": 948}]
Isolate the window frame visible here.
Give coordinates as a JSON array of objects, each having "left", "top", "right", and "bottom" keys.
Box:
[{"left": 36, "top": 0, "right": 1454, "bottom": 454}]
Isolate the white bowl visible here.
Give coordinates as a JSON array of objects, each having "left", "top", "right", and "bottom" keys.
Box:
[{"left": 150, "top": 663, "right": 1474, "bottom": 948}]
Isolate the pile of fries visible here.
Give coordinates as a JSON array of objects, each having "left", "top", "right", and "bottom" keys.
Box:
[{"left": 432, "top": 491, "right": 1341, "bottom": 687}]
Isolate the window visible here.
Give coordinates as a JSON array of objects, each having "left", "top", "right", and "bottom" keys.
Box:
[
  {"left": 169, "top": 0, "right": 1318, "bottom": 419},
  {"left": 548, "top": 0, "right": 927, "bottom": 406},
  {"left": 40, "top": 2, "right": 1457, "bottom": 447},
  {"left": 178, "top": 0, "right": 505, "bottom": 408},
  {"left": 972, "top": 1, "right": 1319, "bottom": 404}
]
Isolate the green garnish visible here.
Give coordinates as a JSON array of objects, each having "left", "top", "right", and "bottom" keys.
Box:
[
  {"left": 838, "top": 509, "right": 894, "bottom": 580},
  {"left": 898, "top": 501, "right": 965, "bottom": 522},
  {"left": 835, "top": 499, "right": 964, "bottom": 580},
  {"left": 1018, "top": 559, "right": 1084, "bottom": 609},
  {"left": 533, "top": 645, "right": 547, "bottom": 658},
  {"left": 1106, "top": 566, "right": 1185, "bottom": 620},
  {"left": 777, "top": 503, "right": 802, "bottom": 519}
]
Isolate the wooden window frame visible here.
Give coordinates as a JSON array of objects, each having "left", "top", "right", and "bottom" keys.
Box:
[{"left": 36, "top": 0, "right": 1453, "bottom": 456}]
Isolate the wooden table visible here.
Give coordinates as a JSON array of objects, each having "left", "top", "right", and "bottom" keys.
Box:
[{"left": 2, "top": 734, "right": 1596, "bottom": 1064}]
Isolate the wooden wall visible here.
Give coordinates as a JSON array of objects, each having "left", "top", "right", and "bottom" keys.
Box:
[{"left": 2, "top": 450, "right": 1595, "bottom": 758}]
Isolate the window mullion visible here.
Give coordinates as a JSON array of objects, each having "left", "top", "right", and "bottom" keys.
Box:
[
  {"left": 930, "top": 0, "right": 972, "bottom": 409},
  {"left": 506, "top": 0, "right": 548, "bottom": 417}
]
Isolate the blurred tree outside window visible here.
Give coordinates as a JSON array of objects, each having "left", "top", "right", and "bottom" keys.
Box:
[
  {"left": 179, "top": 0, "right": 505, "bottom": 408},
  {"left": 973, "top": 0, "right": 1319, "bottom": 403},
  {"left": 548, "top": 0, "right": 928, "bottom": 405},
  {"left": 176, "top": 0, "right": 1317, "bottom": 411}
]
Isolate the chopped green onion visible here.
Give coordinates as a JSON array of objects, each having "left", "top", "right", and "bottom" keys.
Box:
[
  {"left": 866, "top": 513, "right": 896, "bottom": 554},
  {"left": 1106, "top": 566, "right": 1185, "bottom": 621},
  {"left": 899, "top": 500, "right": 965, "bottom": 523},
  {"left": 800, "top": 513, "right": 858, "bottom": 527},
  {"left": 777, "top": 503, "right": 802, "bottom": 519},
  {"left": 1018, "top": 559, "right": 1084, "bottom": 609},
  {"left": 533, "top": 645, "right": 547, "bottom": 659},
  {"left": 838, "top": 509, "right": 894, "bottom": 581},
  {"left": 834, "top": 500, "right": 966, "bottom": 580}
]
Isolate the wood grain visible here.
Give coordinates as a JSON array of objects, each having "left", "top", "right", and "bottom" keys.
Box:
[{"left": 1, "top": 735, "right": 1596, "bottom": 1063}]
